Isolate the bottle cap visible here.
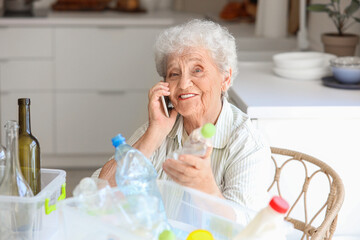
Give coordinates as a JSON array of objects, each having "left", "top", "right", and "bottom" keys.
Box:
[
  {"left": 111, "top": 134, "right": 126, "bottom": 148},
  {"left": 186, "top": 230, "right": 214, "bottom": 240},
  {"left": 158, "top": 230, "right": 176, "bottom": 240},
  {"left": 269, "top": 196, "right": 289, "bottom": 214},
  {"left": 18, "top": 98, "right": 31, "bottom": 105},
  {"left": 201, "top": 123, "right": 216, "bottom": 139}
]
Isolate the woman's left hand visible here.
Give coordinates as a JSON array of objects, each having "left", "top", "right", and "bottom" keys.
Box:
[{"left": 162, "top": 148, "right": 224, "bottom": 198}]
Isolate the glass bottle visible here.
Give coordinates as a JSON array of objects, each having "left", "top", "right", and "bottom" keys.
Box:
[
  {"left": 0, "top": 143, "right": 6, "bottom": 185},
  {"left": 0, "top": 120, "right": 34, "bottom": 197},
  {"left": 18, "top": 98, "right": 41, "bottom": 195}
]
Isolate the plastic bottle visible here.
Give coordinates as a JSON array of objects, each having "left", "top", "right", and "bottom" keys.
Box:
[
  {"left": 233, "top": 196, "right": 290, "bottom": 240},
  {"left": 169, "top": 123, "right": 216, "bottom": 160},
  {"left": 112, "top": 134, "right": 169, "bottom": 238},
  {"left": 112, "top": 134, "right": 133, "bottom": 165}
]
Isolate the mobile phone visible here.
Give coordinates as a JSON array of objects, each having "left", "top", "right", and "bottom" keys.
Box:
[{"left": 161, "top": 95, "right": 170, "bottom": 118}]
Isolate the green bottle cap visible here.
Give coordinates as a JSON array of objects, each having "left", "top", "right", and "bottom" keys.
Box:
[
  {"left": 201, "top": 123, "right": 216, "bottom": 139},
  {"left": 159, "top": 230, "right": 176, "bottom": 240}
]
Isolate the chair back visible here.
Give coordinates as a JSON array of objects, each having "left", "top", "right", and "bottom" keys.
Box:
[{"left": 269, "top": 147, "right": 344, "bottom": 240}]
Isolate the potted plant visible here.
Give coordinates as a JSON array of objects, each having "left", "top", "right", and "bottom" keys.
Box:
[{"left": 308, "top": 0, "right": 360, "bottom": 56}]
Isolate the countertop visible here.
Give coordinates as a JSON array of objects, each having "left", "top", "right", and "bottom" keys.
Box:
[
  {"left": 228, "top": 62, "right": 360, "bottom": 119},
  {"left": 0, "top": 10, "right": 201, "bottom": 27}
]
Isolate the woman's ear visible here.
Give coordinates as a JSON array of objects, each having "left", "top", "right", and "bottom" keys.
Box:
[{"left": 221, "top": 68, "right": 232, "bottom": 92}]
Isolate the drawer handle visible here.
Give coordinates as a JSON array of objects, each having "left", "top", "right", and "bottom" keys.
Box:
[
  {"left": 98, "top": 90, "right": 126, "bottom": 95},
  {"left": 44, "top": 183, "right": 66, "bottom": 215}
]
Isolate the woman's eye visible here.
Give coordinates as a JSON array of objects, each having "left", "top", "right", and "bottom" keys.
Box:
[
  {"left": 169, "top": 72, "right": 179, "bottom": 77},
  {"left": 194, "top": 68, "right": 203, "bottom": 73}
]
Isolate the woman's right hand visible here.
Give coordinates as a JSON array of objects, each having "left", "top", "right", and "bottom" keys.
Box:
[
  {"left": 132, "top": 81, "right": 178, "bottom": 158},
  {"left": 147, "top": 81, "right": 178, "bottom": 135}
]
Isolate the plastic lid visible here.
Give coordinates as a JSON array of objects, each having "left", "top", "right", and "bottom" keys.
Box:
[
  {"left": 269, "top": 196, "right": 289, "bottom": 214},
  {"left": 201, "top": 123, "right": 216, "bottom": 139},
  {"left": 186, "top": 230, "right": 214, "bottom": 240},
  {"left": 111, "top": 134, "right": 126, "bottom": 148},
  {"left": 158, "top": 230, "right": 176, "bottom": 240}
]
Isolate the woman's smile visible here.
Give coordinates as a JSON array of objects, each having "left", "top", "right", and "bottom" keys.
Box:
[{"left": 178, "top": 93, "right": 199, "bottom": 100}]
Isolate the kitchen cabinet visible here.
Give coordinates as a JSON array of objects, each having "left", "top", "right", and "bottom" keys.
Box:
[
  {"left": 55, "top": 27, "right": 161, "bottom": 90},
  {"left": 56, "top": 91, "right": 148, "bottom": 154},
  {"left": 0, "top": 59, "right": 54, "bottom": 155},
  {"left": 0, "top": 28, "right": 52, "bottom": 59},
  {"left": 54, "top": 26, "right": 162, "bottom": 155},
  {"left": 0, "top": 13, "right": 178, "bottom": 165}
]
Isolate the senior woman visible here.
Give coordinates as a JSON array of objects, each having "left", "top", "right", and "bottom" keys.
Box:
[{"left": 94, "top": 19, "right": 271, "bottom": 211}]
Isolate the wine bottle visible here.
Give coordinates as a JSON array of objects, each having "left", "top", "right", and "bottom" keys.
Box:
[
  {"left": 0, "top": 120, "right": 34, "bottom": 197},
  {"left": 18, "top": 98, "right": 41, "bottom": 195}
]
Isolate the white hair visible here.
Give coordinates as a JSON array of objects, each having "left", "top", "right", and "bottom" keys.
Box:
[{"left": 154, "top": 19, "right": 238, "bottom": 88}]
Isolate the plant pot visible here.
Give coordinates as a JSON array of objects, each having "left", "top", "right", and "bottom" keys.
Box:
[{"left": 321, "top": 33, "right": 359, "bottom": 57}]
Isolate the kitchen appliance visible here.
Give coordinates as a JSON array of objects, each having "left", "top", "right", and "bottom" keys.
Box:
[{"left": 4, "top": 0, "right": 34, "bottom": 16}]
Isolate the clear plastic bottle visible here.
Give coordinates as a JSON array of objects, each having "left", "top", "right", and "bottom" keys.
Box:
[
  {"left": 112, "top": 134, "right": 169, "bottom": 238},
  {"left": 0, "top": 120, "right": 34, "bottom": 197},
  {"left": 233, "top": 196, "right": 290, "bottom": 240},
  {"left": 169, "top": 123, "right": 216, "bottom": 160},
  {"left": 112, "top": 134, "right": 133, "bottom": 164}
]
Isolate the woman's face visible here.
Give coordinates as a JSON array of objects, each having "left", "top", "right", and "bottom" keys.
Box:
[{"left": 165, "top": 48, "right": 228, "bottom": 119}]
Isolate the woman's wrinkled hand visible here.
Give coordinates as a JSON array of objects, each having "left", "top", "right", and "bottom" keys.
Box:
[
  {"left": 148, "top": 81, "right": 178, "bottom": 135},
  {"left": 162, "top": 147, "right": 223, "bottom": 198},
  {"left": 98, "top": 159, "right": 117, "bottom": 187}
]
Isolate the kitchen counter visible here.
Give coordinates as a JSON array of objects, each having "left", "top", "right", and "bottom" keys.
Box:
[
  {"left": 0, "top": 10, "right": 201, "bottom": 27},
  {"left": 229, "top": 62, "right": 360, "bottom": 119}
]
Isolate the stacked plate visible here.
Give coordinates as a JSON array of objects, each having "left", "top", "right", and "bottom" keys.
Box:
[{"left": 272, "top": 52, "right": 336, "bottom": 80}]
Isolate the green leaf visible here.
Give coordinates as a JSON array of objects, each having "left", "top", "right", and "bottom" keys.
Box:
[
  {"left": 307, "top": 4, "right": 330, "bottom": 12},
  {"left": 345, "top": 0, "right": 360, "bottom": 16},
  {"left": 353, "top": 17, "right": 360, "bottom": 23}
]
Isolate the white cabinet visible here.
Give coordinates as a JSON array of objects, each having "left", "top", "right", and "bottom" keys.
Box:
[
  {"left": 55, "top": 27, "right": 161, "bottom": 90},
  {"left": 55, "top": 91, "right": 148, "bottom": 154},
  {"left": 0, "top": 58, "right": 54, "bottom": 155},
  {"left": 0, "top": 60, "right": 53, "bottom": 90},
  {"left": 0, "top": 23, "right": 170, "bottom": 165},
  {"left": 53, "top": 26, "right": 165, "bottom": 155},
  {"left": 0, "top": 28, "right": 52, "bottom": 59}
]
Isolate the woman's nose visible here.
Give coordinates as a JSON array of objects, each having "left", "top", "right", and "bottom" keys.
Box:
[{"left": 178, "top": 72, "right": 193, "bottom": 89}]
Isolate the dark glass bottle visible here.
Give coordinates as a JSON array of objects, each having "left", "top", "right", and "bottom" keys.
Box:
[{"left": 18, "top": 98, "right": 41, "bottom": 195}]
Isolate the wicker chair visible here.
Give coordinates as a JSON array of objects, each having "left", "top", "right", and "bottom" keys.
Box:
[{"left": 269, "top": 147, "right": 345, "bottom": 240}]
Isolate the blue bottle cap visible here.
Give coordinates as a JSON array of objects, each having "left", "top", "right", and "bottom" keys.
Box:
[{"left": 112, "top": 134, "right": 126, "bottom": 148}]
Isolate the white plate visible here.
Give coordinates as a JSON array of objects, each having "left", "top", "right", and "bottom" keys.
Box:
[
  {"left": 273, "top": 67, "right": 331, "bottom": 80},
  {"left": 273, "top": 52, "right": 336, "bottom": 69}
]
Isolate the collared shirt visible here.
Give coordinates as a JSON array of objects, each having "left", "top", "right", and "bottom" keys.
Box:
[{"left": 92, "top": 98, "right": 272, "bottom": 212}]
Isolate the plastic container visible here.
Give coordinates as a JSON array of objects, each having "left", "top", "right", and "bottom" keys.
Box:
[
  {"left": 59, "top": 180, "right": 254, "bottom": 240},
  {"left": 0, "top": 168, "right": 66, "bottom": 240}
]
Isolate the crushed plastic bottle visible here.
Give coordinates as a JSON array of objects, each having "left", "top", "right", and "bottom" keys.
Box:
[
  {"left": 233, "top": 196, "right": 290, "bottom": 240},
  {"left": 113, "top": 134, "right": 170, "bottom": 239},
  {"left": 168, "top": 123, "right": 216, "bottom": 160}
]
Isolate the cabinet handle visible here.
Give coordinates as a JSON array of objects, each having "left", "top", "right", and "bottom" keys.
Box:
[
  {"left": 97, "top": 25, "right": 126, "bottom": 30},
  {"left": 98, "top": 90, "right": 126, "bottom": 95}
]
